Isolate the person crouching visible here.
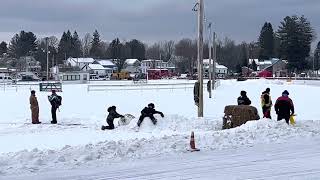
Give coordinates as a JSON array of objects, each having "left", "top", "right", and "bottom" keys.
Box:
[
  {"left": 137, "top": 103, "right": 164, "bottom": 127},
  {"left": 102, "top": 106, "right": 124, "bottom": 130}
]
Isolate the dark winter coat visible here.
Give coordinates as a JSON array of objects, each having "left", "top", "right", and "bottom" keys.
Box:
[
  {"left": 237, "top": 96, "right": 251, "bottom": 105},
  {"left": 193, "top": 81, "right": 200, "bottom": 104},
  {"left": 48, "top": 94, "right": 61, "bottom": 108},
  {"left": 141, "top": 107, "right": 164, "bottom": 117},
  {"left": 107, "top": 107, "right": 123, "bottom": 122},
  {"left": 275, "top": 95, "right": 294, "bottom": 118}
]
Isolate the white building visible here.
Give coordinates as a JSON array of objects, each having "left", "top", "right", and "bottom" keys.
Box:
[
  {"left": 88, "top": 64, "right": 113, "bottom": 77},
  {"left": 141, "top": 60, "right": 170, "bottom": 74},
  {"left": 66, "top": 58, "right": 95, "bottom": 71},
  {"left": 95, "top": 59, "right": 118, "bottom": 71},
  {"left": 123, "top": 59, "right": 141, "bottom": 74},
  {"left": 203, "top": 59, "right": 228, "bottom": 77}
]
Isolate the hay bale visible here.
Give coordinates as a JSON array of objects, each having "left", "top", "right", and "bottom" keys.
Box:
[{"left": 223, "top": 105, "right": 260, "bottom": 129}]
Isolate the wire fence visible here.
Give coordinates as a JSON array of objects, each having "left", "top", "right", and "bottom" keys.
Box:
[{"left": 87, "top": 80, "right": 222, "bottom": 92}]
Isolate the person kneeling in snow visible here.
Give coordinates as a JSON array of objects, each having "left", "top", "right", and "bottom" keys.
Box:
[
  {"left": 102, "top": 106, "right": 124, "bottom": 130},
  {"left": 137, "top": 103, "right": 164, "bottom": 127},
  {"left": 275, "top": 90, "right": 294, "bottom": 124}
]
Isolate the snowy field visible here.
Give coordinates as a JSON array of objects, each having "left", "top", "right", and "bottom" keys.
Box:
[{"left": 1, "top": 79, "right": 320, "bottom": 179}]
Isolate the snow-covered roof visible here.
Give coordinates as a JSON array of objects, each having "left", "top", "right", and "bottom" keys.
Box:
[
  {"left": 203, "top": 59, "right": 228, "bottom": 69},
  {"left": 257, "top": 61, "right": 272, "bottom": 65},
  {"left": 142, "top": 59, "right": 162, "bottom": 62},
  {"left": 97, "top": 60, "right": 115, "bottom": 66},
  {"left": 216, "top": 64, "right": 228, "bottom": 69},
  {"left": 249, "top": 59, "right": 259, "bottom": 64},
  {"left": 88, "top": 64, "right": 106, "bottom": 70},
  {"left": 68, "top": 58, "right": 95, "bottom": 64},
  {"left": 125, "top": 59, "right": 140, "bottom": 65}
]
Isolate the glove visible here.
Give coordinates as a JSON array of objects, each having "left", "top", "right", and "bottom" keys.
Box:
[
  {"left": 160, "top": 113, "right": 164, "bottom": 118},
  {"left": 121, "top": 115, "right": 125, "bottom": 118}
]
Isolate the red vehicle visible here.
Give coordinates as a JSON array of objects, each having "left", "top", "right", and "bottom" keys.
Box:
[
  {"left": 258, "top": 70, "right": 272, "bottom": 78},
  {"left": 147, "top": 69, "right": 170, "bottom": 80}
]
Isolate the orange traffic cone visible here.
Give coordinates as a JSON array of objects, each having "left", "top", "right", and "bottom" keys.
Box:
[{"left": 189, "top": 131, "right": 200, "bottom": 152}]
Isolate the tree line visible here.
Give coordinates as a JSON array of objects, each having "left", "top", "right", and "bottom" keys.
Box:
[{"left": 0, "top": 15, "right": 319, "bottom": 73}]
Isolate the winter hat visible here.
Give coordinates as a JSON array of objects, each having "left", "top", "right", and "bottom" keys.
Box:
[
  {"left": 148, "top": 103, "right": 155, "bottom": 108},
  {"left": 266, "top": 88, "right": 270, "bottom": 93},
  {"left": 107, "top": 106, "right": 116, "bottom": 112},
  {"left": 282, "top": 90, "right": 289, "bottom": 96},
  {"left": 240, "top": 91, "right": 247, "bottom": 96},
  {"left": 52, "top": 90, "right": 56, "bottom": 93},
  {"left": 31, "top": 90, "right": 36, "bottom": 94}
]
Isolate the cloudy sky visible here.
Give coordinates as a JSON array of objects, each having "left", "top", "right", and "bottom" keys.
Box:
[{"left": 0, "top": 0, "right": 319, "bottom": 46}]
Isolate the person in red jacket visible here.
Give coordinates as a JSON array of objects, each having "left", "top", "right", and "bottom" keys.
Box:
[{"left": 275, "top": 90, "right": 294, "bottom": 124}]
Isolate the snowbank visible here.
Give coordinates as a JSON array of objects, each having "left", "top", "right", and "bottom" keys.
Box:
[{"left": 1, "top": 118, "right": 319, "bottom": 176}]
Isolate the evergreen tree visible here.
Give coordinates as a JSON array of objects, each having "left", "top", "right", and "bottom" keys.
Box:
[
  {"left": 126, "top": 39, "right": 146, "bottom": 60},
  {"left": 314, "top": 41, "right": 320, "bottom": 71},
  {"left": 71, "top": 31, "right": 82, "bottom": 58},
  {"left": 0, "top": 41, "right": 7, "bottom": 55},
  {"left": 8, "top": 31, "right": 37, "bottom": 58},
  {"left": 106, "top": 38, "right": 124, "bottom": 70},
  {"left": 277, "top": 15, "right": 315, "bottom": 71},
  {"left": 251, "top": 60, "right": 258, "bottom": 71},
  {"left": 258, "top": 22, "right": 274, "bottom": 60},
  {"left": 89, "top": 30, "right": 103, "bottom": 58},
  {"left": 57, "top": 30, "right": 73, "bottom": 62}
]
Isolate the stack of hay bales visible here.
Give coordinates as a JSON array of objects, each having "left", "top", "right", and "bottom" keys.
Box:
[{"left": 223, "top": 105, "right": 260, "bottom": 129}]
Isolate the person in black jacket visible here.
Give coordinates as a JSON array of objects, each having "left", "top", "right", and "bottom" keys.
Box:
[
  {"left": 137, "top": 103, "right": 164, "bottom": 127},
  {"left": 275, "top": 90, "right": 294, "bottom": 124},
  {"left": 48, "top": 90, "right": 62, "bottom": 124},
  {"left": 237, "top": 91, "right": 251, "bottom": 105},
  {"left": 193, "top": 81, "right": 200, "bottom": 106},
  {"left": 102, "top": 106, "right": 124, "bottom": 130}
]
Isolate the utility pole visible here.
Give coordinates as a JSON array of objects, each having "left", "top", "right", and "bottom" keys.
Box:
[
  {"left": 208, "top": 23, "right": 212, "bottom": 98},
  {"left": 197, "top": 0, "right": 204, "bottom": 117},
  {"left": 46, "top": 37, "right": 49, "bottom": 81},
  {"left": 212, "top": 32, "right": 216, "bottom": 90}
]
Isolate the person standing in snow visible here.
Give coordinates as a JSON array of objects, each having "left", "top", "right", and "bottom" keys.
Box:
[
  {"left": 48, "top": 90, "right": 62, "bottom": 124},
  {"left": 261, "top": 88, "right": 272, "bottom": 119},
  {"left": 275, "top": 90, "right": 294, "bottom": 124},
  {"left": 194, "top": 81, "right": 200, "bottom": 107},
  {"left": 30, "top": 90, "right": 41, "bottom": 124},
  {"left": 101, "top": 106, "right": 124, "bottom": 130},
  {"left": 137, "top": 103, "right": 164, "bottom": 127},
  {"left": 237, "top": 91, "right": 251, "bottom": 105}
]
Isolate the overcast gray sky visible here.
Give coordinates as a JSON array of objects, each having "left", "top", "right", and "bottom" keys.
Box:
[{"left": 0, "top": 0, "right": 319, "bottom": 46}]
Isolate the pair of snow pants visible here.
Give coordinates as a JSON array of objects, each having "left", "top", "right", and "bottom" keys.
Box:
[{"left": 31, "top": 107, "right": 39, "bottom": 124}]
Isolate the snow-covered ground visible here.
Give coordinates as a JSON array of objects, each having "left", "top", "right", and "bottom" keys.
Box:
[{"left": 1, "top": 79, "right": 320, "bottom": 179}]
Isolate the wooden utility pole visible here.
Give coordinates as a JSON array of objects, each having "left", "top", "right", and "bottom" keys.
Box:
[
  {"left": 212, "top": 32, "right": 216, "bottom": 90},
  {"left": 197, "top": 0, "right": 204, "bottom": 117},
  {"left": 208, "top": 23, "right": 212, "bottom": 98},
  {"left": 46, "top": 37, "right": 49, "bottom": 81}
]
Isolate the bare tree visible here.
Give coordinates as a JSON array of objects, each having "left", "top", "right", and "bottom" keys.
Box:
[
  {"left": 146, "top": 43, "right": 161, "bottom": 60},
  {"left": 162, "top": 40, "right": 175, "bottom": 61},
  {"left": 174, "top": 38, "right": 197, "bottom": 74},
  {"left": 48, "top": 36, "right": 59, "bottom": 49},
  {"left": 82, "top": 33, "right": 92, "bottom": 57}
]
